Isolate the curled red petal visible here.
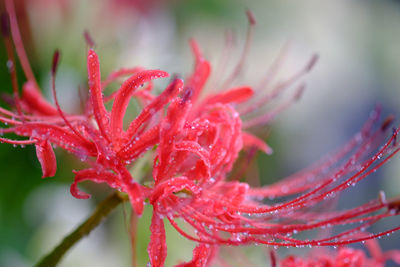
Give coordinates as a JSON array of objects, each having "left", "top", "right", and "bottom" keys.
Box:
[
  {"left": 203, "top": 86, "right": 254, "bottom": 105},
  {"left": 125, "top": 182, "right": 144, "bottom": 215},
  {"left": 174, "top": 141, "right": 211, "bottom": 178},
  {"left": 124, "top": 78, "right": 183, "bottom": 141},
  {"left": 186, "top": 39, "right": 211, "bottom": 103},
  {"left": 242, "top": 132, "right": 273, "bottom": 155},
  {"left": 148, "top": 211, "right": 167, "bottom": 267},
  {"left": 110, "top": 70, "right": 169, "bottom": 147},
  {"left": 115, "top": 167, "right": 144, "bottom": 215},
  {"left": 119, "top": 125, "right": 160, "bottom": 161},
  {"left": 14, "top": 123, "right": 95, "bottom": 156},
  {"left": 87, "top": 49, "right": 110, "bottom": 139},
  {"left": 174, "top": 244, "right": 217, "bottom": 267},
  {"left": 155, "top": 98, "right": 192, "bottom": 181},
  {"left": 150, "top": 176, "right": 200, "bottom": 204},
  {"left": 70, "top": 181, "right": 91, "bottom": 199},
  {"left": 35, "top": 140, "right": 57, "bottom": 178},
  {"left": 21, "top": 81, "right": 58, "bottom": 116},
  {"left": 102, "top": 67, "right": 144, "bottom": 89},
  {"left": 70, "top": 169, "right": 121, "bottom": 199}
]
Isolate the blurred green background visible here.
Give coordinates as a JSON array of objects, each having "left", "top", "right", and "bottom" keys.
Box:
[{"left": 1, "top": 0, "right": 400, "bottom": 266}]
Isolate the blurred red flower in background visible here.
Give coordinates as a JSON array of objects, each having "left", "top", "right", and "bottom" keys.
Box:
[{"left": 280, "top": 239, "right": 400, "bottom": 267}]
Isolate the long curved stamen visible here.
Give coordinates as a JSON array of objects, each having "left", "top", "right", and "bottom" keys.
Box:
[
  {"left": 1, "top": 13, "right": 24, "bottom": 119},
  {"left": 256, "top": 41, "right": 292, "bottom": 92},
  {"left": 5, "top": 0, "right": 37, "bottom": 84},
  {"left": 50, "top": 50, "right": 89, "bottom": 143},
  {"left": 242, "top": 83, "right": 305, "bottom": 128},
  {"left": 220, "top": 9, "right": 256, "bottom": 90},
  {"left": 0, "top": 137, "right": 36, "bottom": 145},
  {"left": 207, "top": 29, "right": 236, "bottom": 92},
  {"left": 241, "top": 54, "right": 318, "bottom": 116}
]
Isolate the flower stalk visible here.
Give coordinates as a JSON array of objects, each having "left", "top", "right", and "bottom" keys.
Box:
[{"left": 35, "top": 191, "right": 128, "bottom": 267}]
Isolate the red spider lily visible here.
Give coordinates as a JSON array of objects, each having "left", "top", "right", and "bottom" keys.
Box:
[
  {"left": 2, "top": 3, "right": 400, "bottom": 267},
  {"left": 143, "top": 39, "right": 400, "bottom": 266},
  {"left": 280, "top": 239, "right": 400, "bottom": 267}
]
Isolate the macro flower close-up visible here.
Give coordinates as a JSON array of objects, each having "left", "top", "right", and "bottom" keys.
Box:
[{"left": 1, "top": 0, "right": 400, "bottom": 267}]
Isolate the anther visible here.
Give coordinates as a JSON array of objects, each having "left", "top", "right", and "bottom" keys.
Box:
[
  {"left": 181, "top": 88, "right": 193, "bottom": 104},
  {"left": 306, "top": 54, "right": 319, "bottom": 71},
  {"left": 293, "top": 83, "right": 306, "bottom": 102},
  {"left": 167, "top": 76, "right": 183, "bottom": 94},
  {"left": 84, "top": 30, "right": 96, "bottom": 48},
  {"left": 381, "top": 115, "right": 395, "bottom": 131},
  {"left": 0, "top": 93, "right": 14, "bottom": 106},
  {"left": 52, "top": 50, "right": 60, "bottom": 76},
  {"left": 392, "top": 127, "right": 397, "bottom": 147},
  {"left": 388, "top": 197, "right": 400, "bottom": 213},
  {"left": 1, "top": 13, "right": 10, "bottom": 37},
  {"left": 246, "top": 9, "right": 256, "bottom": 25}
]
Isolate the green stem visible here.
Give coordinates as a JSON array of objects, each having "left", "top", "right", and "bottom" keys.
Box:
[{"left": 35, "top": 191, "right": 128, "bottom": 267}]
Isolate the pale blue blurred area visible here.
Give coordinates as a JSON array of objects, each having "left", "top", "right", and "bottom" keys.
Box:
[{"left": 1, "top": 0, "right": 400, "bottom": 266}]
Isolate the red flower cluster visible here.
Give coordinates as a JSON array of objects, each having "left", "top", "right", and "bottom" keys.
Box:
[
  {"left": 281, "top": 239, "right": 400, "bottom": 267},
  {"left": 2, "top": 2, "right": 400, "bottom": 266}
]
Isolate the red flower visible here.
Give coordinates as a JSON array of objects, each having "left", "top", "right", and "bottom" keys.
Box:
[
  {"left": 281, "top": 239, "right": 400, "bottom": 267},
  {"left": 2, "top": 3, "right": 400, "bottom": 267},
  {"left": 143, "top": 40, "right": 400, "bottom": 266}
]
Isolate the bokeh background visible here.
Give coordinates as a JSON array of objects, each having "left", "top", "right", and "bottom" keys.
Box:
[{"left": 1, "top": 0, "right": 400, "bottom": 266}]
